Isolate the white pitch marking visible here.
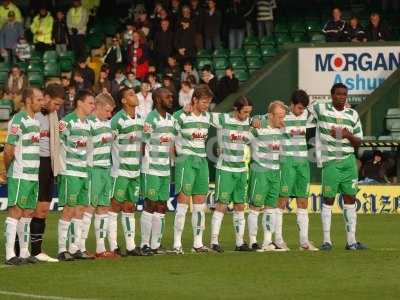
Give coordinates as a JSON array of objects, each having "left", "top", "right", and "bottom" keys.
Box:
[{"left": 0, "top": 290, "right": 99, "bottom": 300}]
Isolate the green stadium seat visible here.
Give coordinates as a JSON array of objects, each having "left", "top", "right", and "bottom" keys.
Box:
[
  {"left": 213, "top": 57, "right": 229, "bottom": 70},
  {"left": 229, "top": 48, "right": 244, "bottom": 58},
  {"left": 30, "top": 50, "right": 42, "bottom": 62},
  {"left": 213, "top": 48, "right": 229, "bottom": 58},
  {"left": 27, "top": 62, "right": 44, "bottom": 72},
  {"left": 259, "top": 35, "right": 275, "bottom": 46},
  {"left": 215, "top": 69, "right": 225, "bottom": 80},
  {"left": 16, "top": 61, "right": 28, "bottom": 72},
  {"left": 243, "top": 35, "right": 259, "bottom": 47},
  {"left": 248, "top": 68, "right": 258, "bottom": 75},
  {"left": 260, "top": 45, "right": 278, "bottom": 58},
  {"left": 86, "top": 33, "right": 104, "bottom": 49},
  {"left": 310, "top": 33, "right": 326, "bottom": 43},
  {"left": 306, "top": 20, "right": 322, "bottom": 33},
  {"left": 244, "top": 46, "right": 261, "bottom": 58},
  {"left": 43, "top": 50, "right": 58, "bottom": 63},
  {"left": 230, "top": 57, "right": 247, "bottom": 69},
  {"left": 0, "top": 62, "right": 10, "bottom": 72},
  {"left": 28, "top": 72, "right": 44, "bottom": 87},
  {"left": 44, "top": 62, "right": 61, "bottom": 77},
  {"left": 0, "top": 71, "right": 8, "bottom": 86},
  {"left": 274, "top": 23, "right": 289, "bottom": 34},
  {"left": 292, "top": 33, "right": 309, "bottom": 43},
  {"left": 391, "top": 132, "right": 400, "bottom": 139},
  {"left": 389, "top": 119, "right": 400, "bottom": 132},
  {"left": 246, "top": 57, "right": 263, "bottom": 70},
  {"left": 290, "top": 22, "right": 306, "bottom": 33},
  {"left": 276, "top": 34, "right": 293, "bottom": 45},
  {"left": 102, "top": 23, "right": 118, "bottom": 36},
  {"left": 196, "top": 49, "right": 212, "bottom": 59},
  {"left": 234, "top": 69, "right": 249, "bottom": 82},
  {"left": 196, "top": 58, "right": 213, "bottom": 70}
]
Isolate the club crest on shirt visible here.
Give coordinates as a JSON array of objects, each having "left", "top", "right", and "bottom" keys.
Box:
[
  {"left": 31, "top": 134, "right": 40, "bottom": 143},
  {"left": 129, "top": 134, "right": 138, "bottom": 142},
  {"left": 268, "top": 143, "right": 280, "bottom": 151},
  {"left": 59, "top": 121, "right": 67, "bottom": 132},
  {"left": 160, "top": 135, "right": 172, "bottom": 144},
  {"left": 10, "top": 124, "right": 20, "bottom": 135},
  {"left": 143, "top": 122, "right": 153, "bottom": 134}
]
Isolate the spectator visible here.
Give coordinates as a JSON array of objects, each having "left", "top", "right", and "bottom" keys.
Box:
[
  {"left": 360, "top": 150, "right": 390, "bottom": 183},
  {"left": 94, "top": 65, "right": 112, "bottom": 94},
  {"left": 226, "top": 0, "right": 247, "bottom": 49},
  {"left": 147, "top": 72, "right": 162, "bottom": 91},
  {"left": 103, "top": 35, "right": 124, "bottom": 79},
  {"left": 218, "top": 66, "right": 239, "bottom": 100},
  {"left": 136, "top": 81, "right": 153, "bottom": 119},
  {"left": 366, "top": 13, "right": 391, "bottom": 41},
  {"left": 162, "top": 74, "right": 178, "bottom": 110},
  {"left": 52, "top": 10, "right": 69, "bottom": 54},
  {"left": 151, "top": 7, "right": 169, "bottom": 34},
  {"left": 15, "top": 35, "right": 30, "bottom": 62},
  {"left": 344, "top": 16, "right": 367, "bottom": 42},
  {"left": 5, "top": 65, "right": 27, "bottom": 110},
  {"left": 179, "top": 80, "right": 194, "bottom": 107},
  {"left": 30, "top": 7, "right": 54, "bottom": 53},
  {"left": 203, "top": 0, "right": 222, "bottom": 50},
  {"left": 124, "top": 71, "right": 141, "bottom": 90},
  {"left": 174, "top": 17, "right": 196, "bottom": 64},
  {"left": 169, "top": 0, "right": 181, "bottom": 31},
  {"left": 322, "top": 8, "right": 346, "bottom": 42},
  {"left": 0, "top": 0, "right": 22, "bottom": 29},
  {"left": 0, "top": 11, "right": 23, "bottom": 64},
  {"left": 63, "top": 85, "right": 76, "bottom": 117},
  {"left": 153, "top": 19, "right": 174, "bottom": 72},
  {"left": 181, "top": 60, "right": 199, "bottom": 84},
  {"left": 135, "top": 10, "right": 151, "bottom": 37},
  {"left": 190, "top": 0, "right": 205, "bottom": 49},
  {"left": 201, "top": 65, "right": 219, "bottom": 103},
  {"left": 71, "top": 57, "right": 95, "bottom": 89},
  {"left": 122, "top": 23, "right": 135, "bottom": 48},
  {"left": 67, "top": 0, "right": 89, "bottom": 59},
  {"left": 71, "top": 69, "right": 86, "bottom": 92},
  {"left": 256, "top": 0, "right": 276, "bottom": 37},
  {"left": 165, "top": 55, "right": 181, "bottom": 89},
  {"left": 110, "top": 68, "right": 127, "bottom": 105},
  {"left": 127, "top": 31, "right": 150, "bottom": 80}
]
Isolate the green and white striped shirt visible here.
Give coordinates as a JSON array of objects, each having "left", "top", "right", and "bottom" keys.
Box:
[
  {"left": 249, "top": 115, "right": 283, "bottom": 171},
  {"left": 6, "top": 111, "right": 40, "bottom": 181},
  {"left": 212, "top": 112, "right": 251, "bottom": 173},
  {"left": 59, "top": 112, "right": 91, "bottom": 178},
  {"left": 142, "top": 109, "right": 176, "bottom": 177},
  {"left": 111, "top": 109, "right": 143, "bottom": 178},
  {"left": 281, "top": 110, "right": 311, "bottom": 159},
  {"left": 87, "top": 115, "right": 113, "bottom": 168},
  {"left": 173, "top": 109, "right": 210, "bottom": 158},
  {"left": 311, "top": 102, "right": 363, "bottom": 164}
]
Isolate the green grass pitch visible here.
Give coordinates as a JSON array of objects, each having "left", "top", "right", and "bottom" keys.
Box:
[{"left": 0, "top": 212, "right": 399, "bottom": 299}]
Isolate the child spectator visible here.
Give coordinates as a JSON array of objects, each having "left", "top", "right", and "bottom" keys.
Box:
[
  {"left": 179, "top": 80, "right": 194, "bottom": 107},
  {"left": 94, "top": 65, "right": 112, "bottom": 94},
  {"left": 124, "top": 71, "right": 141, "bottom": 90},
  {"left": 136, "top": 81, "right": 153, "bottom": 119},
  {"left": 147, "top": 72, "right": 162, "bottom": 91},
  {"left": 181, "top": 61, "right": 199, "bottom": 84},
  {"left": 15, "top": 35, "right": 30, "bottom": 62},
  {"left": 165, "top": 55, "right": 181, "bottom": 89}
]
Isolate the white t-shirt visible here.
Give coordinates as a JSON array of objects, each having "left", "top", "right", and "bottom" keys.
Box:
[
  {"left": 179, "top": 88, "right": 194, "bottom": 108},
  {"left": 136, "top": 92, "right": 153, "bottom": 119}
]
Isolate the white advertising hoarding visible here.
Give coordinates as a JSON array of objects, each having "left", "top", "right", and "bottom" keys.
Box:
[{"left": 298, "top": 46, "right": 400, "bottom": 103}]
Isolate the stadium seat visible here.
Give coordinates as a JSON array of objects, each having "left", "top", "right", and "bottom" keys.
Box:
[
  {"left": 0, "top": 71, "right": 8, "bottom": 86},
  {"left": 260, "top": 45, "right": 278, "bottom": 58},
  {"left": 213, "top": 57, "right": 229, "bottom": 70},
  {"left": 310, "top": 33, "right": 326, "bottom": 43},
  {"left": 196, "top": 49, "right": 212, "bottom": 59},
  {"left": 0, "top": 62, "right": 10, "bottom": 72},
  {"left": 292, "top": 33, "right": 309, "bottom": 43},
  {"left": 244, "top": 46, "right": 261, "bottom": 58},
  {"left": 275, "top": 34, "right": 293, "bottom": 45},
  {"left": 230, "top": 57, "right": 247, "bottom": 69},
  {"left": 43, "top": 50, "right": 58, "bottom": 63},
  {"left": 44, "top": 63, "right": 61, "bottom": 77},
  {"left": 215, "top": 69, "right": 225, "bottom": 80},
  {"left": 306, "top": 20, "right": 322, "bottom": 33},
  {"left": 27, "top": 62, "right": 44, "bottom": 72},
  {"left": 390, "top": 119, "right": 400, "bottom": 132},
  {"left": 391, "top": 132, "right": 400, "bottom": 139},
  {"left": 86, "top": 33, "right": 104, "bottom": 49},
  {"left": 234, "top": 69, "right": 249, "bottom": 82},
  {"left": 290, "top": 22, "right": 306, "bottom": 33},
  {"left": 196, "top": 58, "right": 213, "bottom": 70},
  {"left": 243, "top": 36, "right": 259, "bottom": 47},
  {"left": 246, "top": 57, "right": 263, "bottom": 70},
  {"left": 259, "top": 35, "right": 275, "bottom": 46},
  {"left": 30, "top": 50, "right": 43, "bottom": 62},
  {"left": 28, "top": 72, "right": 44, "bottom": 87},
  {"left": 102, "top": 23, "right": 118, "bottom": 36},
  {"left": 16, "top": 61, "right": 28, "bottom": 73},
  {"left": 229, "top": 48, "right": 245, "bottom": 58},
  {"left": 213, "top": 48, "right": 229, "bottom": 58}
]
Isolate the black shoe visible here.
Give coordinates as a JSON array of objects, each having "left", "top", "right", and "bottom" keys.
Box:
[
  {"left": 191, "top": 246, "right": 209, "bottom": 253},
  {"left": 251, "top": 243, "right": 261, "bottom": 251},
  {"left": 235, "top": 243, "right": 251, "bottom": 252},
  {"left": 126, "top": 247, "right": 142, "bottom": 256},
  {"left": 5, "top": 256, "right": 22, "bottom": 266},
  {"left": 22, "top": 256, "right": 39, "bottom": 264},
  {"left": 152, "top": 246, "right": 167, "bottom": 255},
  {"left": 113, "top": 247, "right": 127, "bottom": 257},
  {"left": 140, "top": 245, "right": 154, "bottom": 256},
  {"left": 210, "top": 244, "right": 224, "bottom": 253},
  {"left": 57, "top": 251, "right": 74, "bottom": 261}
]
